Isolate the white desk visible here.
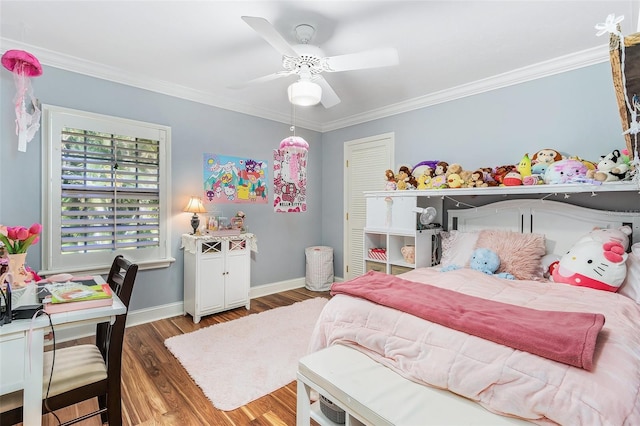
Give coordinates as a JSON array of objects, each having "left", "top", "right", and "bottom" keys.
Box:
[{"left": 0, "top": 281, "right": 126, "bottom": 426}]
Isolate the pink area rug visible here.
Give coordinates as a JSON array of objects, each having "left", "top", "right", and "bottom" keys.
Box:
[{"left": 164, "top": 297, "right": 328, "bottom": 411}]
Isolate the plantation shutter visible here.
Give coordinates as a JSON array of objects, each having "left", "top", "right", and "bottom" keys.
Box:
[{"left": 60, "top": 128, "right": 161, "bottom": 254}]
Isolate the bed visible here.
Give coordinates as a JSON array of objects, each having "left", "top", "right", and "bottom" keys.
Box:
[{"left": 308, "top": 199, "right": 640, "bottom": 425}]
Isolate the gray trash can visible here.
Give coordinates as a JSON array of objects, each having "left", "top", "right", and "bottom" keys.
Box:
[{"left": 305, "top": 246, "right": 334, "bottom": 291}]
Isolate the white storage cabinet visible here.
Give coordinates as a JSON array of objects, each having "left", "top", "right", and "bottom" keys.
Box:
[{"left": 183, "top": 235, "right": 251, "bottom": 323}]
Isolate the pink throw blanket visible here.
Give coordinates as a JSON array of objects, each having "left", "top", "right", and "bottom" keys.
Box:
[{"left": 331, "top": 270, "right": 605, "bottom": 370}]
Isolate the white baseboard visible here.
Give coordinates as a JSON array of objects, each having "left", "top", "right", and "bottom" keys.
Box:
[{"left": 50, "top": 276, "right": 343, "bottom": 344}]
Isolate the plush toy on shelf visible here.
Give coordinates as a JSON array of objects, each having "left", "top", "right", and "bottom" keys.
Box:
[
  {"left": 400, "top": 165, "right": 418, "bottom": 189},
  {"left": 416, "top": 169, "right": 433, "bottom": 189},
  {"left": 431, "top": 161, "right": 449, "bottom": 188},
  {"left": 585, "top": 149, "right": 630, "bottom": 182},
  {"left": 395, "top": 168, "right": 409, "bottom": 190},
  {"left": 503, "top": 171, "right": 523, "bottom": 186},
  {"left": 384, "top": 169, "right": 397, "bottom": 190},
  {"left": 446, "top": 173, "right": 464, "bottom": 188},
  {"left": 517, "top": 153, "right": 532, "bottom": 177},
  {"left": 441, "top": 248, "right": 515, "bottom": 279},
  {"left": 532, "top": 148, "right": 563, "bottom": 165},
  {"left": 492, "top": 165, "right": 517, "bottom": 185},
  {"left": 468, "top": 170, "right": 489, "bottom": 187},
  {"left": 543, "top": 159, "right": 588, "bottom": 184}
]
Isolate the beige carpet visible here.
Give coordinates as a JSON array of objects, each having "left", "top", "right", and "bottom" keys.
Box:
[{"left": 164, "top": 297, "right": 328, "bottom": 411}]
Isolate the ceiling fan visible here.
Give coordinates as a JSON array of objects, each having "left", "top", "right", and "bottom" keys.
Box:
[{"left": 230, "top": 16, "right": 399, "bottom": 108}]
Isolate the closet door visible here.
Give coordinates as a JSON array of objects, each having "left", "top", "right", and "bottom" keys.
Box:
[{"left": 344, "top": 133, "right": 394, "bottom": 280}]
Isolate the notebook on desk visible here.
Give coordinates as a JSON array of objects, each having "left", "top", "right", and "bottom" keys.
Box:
[{"left": 41, "top": 281, "right": 112, "bottom": 314}]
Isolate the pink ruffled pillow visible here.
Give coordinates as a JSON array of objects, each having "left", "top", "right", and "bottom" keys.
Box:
[{"left": 474, "top": 230, "right": 546, "bottom": 280}]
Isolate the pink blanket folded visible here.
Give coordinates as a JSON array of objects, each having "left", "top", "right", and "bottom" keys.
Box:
[{"left": 331, "top": 271, "right": 605, "bottom": 370}]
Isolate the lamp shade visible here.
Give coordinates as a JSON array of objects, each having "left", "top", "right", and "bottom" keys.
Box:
[
  {"left": 288, "top": 80, "right": 322, "bottom": 106},
  {"left": 183, "top": 196, "right": 206, "bottom": 213},
  {"left": 280, "top": 136, "right": 309, "bottom": 153}
]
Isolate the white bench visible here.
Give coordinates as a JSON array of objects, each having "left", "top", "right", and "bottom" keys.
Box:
[{"left": 297, "top": 344, "right": 530, "bottom": 426}]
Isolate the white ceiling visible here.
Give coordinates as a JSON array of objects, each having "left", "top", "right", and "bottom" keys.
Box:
[{"left": 1, "top": 1, "right": 638, "bottom": 132}]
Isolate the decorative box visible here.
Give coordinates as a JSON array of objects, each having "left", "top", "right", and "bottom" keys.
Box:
[{"left": 368, "top": 248, "right": 387, "bottom": 261}]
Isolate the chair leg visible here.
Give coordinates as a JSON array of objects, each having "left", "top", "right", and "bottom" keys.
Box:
[
  {"left": 106, "top": 390, "right": 122, "bottom": 426},
  {"left": 98, "top": 394, "right": 108, "bottom": 424}
]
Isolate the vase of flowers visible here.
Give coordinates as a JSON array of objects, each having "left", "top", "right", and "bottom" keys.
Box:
[{"left": 0, "top": 223, "right": 42, "bottom": 289}]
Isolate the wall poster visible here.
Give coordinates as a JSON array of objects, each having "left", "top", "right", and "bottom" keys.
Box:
[
  {"left": 273, "top": 148, "right": 307, "bottom": 212},
  {"left": 202, "top": 154, "right": 268, "bottom": 204}
]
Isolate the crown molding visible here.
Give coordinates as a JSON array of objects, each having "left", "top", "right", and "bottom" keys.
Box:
[
  {"left": 1, "top": 38, "right": 609, "bottom": 134},
  {"left": 320, "top": 44, "right": 610, "bottom": 132},
  {"left": 0, "top": 38, "right": 322, "bottom": 132}
]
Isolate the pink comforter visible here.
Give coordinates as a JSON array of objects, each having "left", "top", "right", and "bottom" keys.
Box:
[
  {"left": 331, "top": 270, "right": 604, "bottom": 370},
  {"left": 309, "top": 268, "right": 640, "bottom": 425}
]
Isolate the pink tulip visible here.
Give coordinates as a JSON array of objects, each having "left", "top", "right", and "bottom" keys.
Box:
[
  {"left": 29, "top": 223, "right": 42, "bottom": 235},
  {"left": 7, "top": 227, "right": 19, "bottom": 240},
  {"left": 32, "top": 236, "right": 40, "bottom": 245},
  {"left": 15, "top": 227, "right": 29, "bottom": 241}
]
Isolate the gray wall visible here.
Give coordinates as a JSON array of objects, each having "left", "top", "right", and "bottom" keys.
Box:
[
  {"left": 0, "top": 66, "right": 323, "bottom": 311},
  {"left": 321, "top": 62, "right": 628, "bottom": 274},
  {"left": 0, "top": 60, "right": 628, "bottom": 311}
]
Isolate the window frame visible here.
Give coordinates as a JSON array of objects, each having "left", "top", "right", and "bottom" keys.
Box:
[{"left": 41, "top": 104, "right": 174, "bottom": 275}]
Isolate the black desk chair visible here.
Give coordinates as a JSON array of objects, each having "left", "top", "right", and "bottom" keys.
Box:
[{"left": 0, "top": 255, "right": 138, "bottom": 426}]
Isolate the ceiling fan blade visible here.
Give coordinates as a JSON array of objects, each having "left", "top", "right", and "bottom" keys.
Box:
[
  {"left": 315, "top": 76, "right": 341, "bottom": 108},
  {"left": 241, "top": 16, "right": 299, "bottom": 58},
  {"left": 228, "top": 71, "right": 294, "bottom": 89},
  {"left": 324, "top": 47, "right": 399, "bottom": 72}
]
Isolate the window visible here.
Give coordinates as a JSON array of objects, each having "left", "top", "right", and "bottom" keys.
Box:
[{"left": 41, "top": 105, "right": 173, "bottom": 275}]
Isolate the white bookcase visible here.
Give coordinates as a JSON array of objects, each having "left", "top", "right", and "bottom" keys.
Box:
[
  {"left": 363, "top": 193, "right": 442, "bottom": 274},
  {"left": 182, "top": 234, "right": 252, "bottom": 323}
]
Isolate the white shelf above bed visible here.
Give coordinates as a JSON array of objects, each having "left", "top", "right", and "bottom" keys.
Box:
[{"left": 364, "top": 181, "right": 638, "bottom": 198}]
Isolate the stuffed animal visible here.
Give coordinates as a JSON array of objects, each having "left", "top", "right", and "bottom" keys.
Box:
[
  {"left": 441, "top": 248, "right": 515, "bottom": 279},
  {"left": 551, "top": 239, "right": 628, "bottom": 292},
  {"left": 531, "top": 162, "right": 549, "bottom": 178},
  {"left": 543, "top": 159, "right": 588, "bottom": 184},
  {"left": 446, "top": 163, "right": 463, "bottom": 177},
  {"left": 585, "top": 149, "right": 630, "bottom": 182},
  {"left": 468, "top": 169, "right": 488, "bottom": 187},
  {"left": 446, "top": 173, "right": 464, "bottom": 188},
  {"left": 434, "top": 161, "right": 449, "bottom": 177},
  {"left": 576, "top": 225, "right": 632, "bottom": 249},
  {"left": 532, "top": 148, "right": 563, "bottom": 165},
  {"left": 492, "top": 165, "right": 517, "bottom": 185},
  {"left": 411, "top": 160, "right": 438, "bottom": 181},
  {"left": 384, "top": 169, "right": 397, "bottom": 190},
  {"left": 395, "top": 169, "right": 408, "bottom": 190},
  {"left": 416, "top": 172, "right": 432, "bottom": 189},
  {"left": 478, "top": 167, "right": 498, "bottom": 186},
  {"left": 458, "top": 169, "right": 473, "bottom": 187},
  {"left": 399, "top": 165, "right": 418, "bottom": 189},
  {"left": 517, "top": 153, "right": 532, "bottom": 177},
  {"left": 503, "top": 171, "right": 523, "bottom": 186}
]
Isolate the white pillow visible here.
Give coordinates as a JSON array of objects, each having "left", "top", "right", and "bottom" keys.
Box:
[
  {"left": 439, "top": 230, "right": 479, "bottom": 268},
  {"left": 619, "top": 243, "right": 640, "bottom": 303}
]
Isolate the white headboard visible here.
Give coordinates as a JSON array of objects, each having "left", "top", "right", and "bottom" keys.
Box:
[{"left": 448, "top": 199, "right": 640, "bottom": 255}]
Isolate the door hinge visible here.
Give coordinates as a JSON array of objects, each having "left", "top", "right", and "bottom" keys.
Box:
[
  {"left": 346, "top": 212, "right": 349, "bottom": 220},
  {"left": 346, "top": 160, "right": 349, "bottom": 168},
  {"left": 346, "top": 265, "right": 349, "bottom": 273}
]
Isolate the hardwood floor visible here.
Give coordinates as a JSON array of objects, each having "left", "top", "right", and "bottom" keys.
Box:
[{"left": 37, "top": 287, "right": 331, "bottom": 426}]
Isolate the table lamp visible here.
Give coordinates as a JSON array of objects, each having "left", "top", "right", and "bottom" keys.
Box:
[{"left": 183, "top": 196, "right": 207, "bottom": 234}]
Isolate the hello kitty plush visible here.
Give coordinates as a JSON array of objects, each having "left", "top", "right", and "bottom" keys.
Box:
[
  {"left": 551, "top": 239, "right": 628, "bottom": 292},
  {"left": 576, "top": 225, "right": 632, "bottom": 250}
]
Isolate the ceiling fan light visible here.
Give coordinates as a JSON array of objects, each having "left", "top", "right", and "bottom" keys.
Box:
[{"left": 288, "top": 80, "right": 322, "bottom": 106}]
